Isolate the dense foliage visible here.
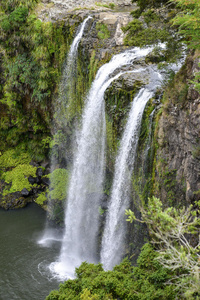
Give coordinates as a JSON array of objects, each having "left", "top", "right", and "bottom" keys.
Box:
[
  {"left": 132, "top": 0, "right": 169, "bottom": 12},
  {"left": 128, "top": 0, "right": 200, "bottom": 92},
  {"left": 0, "top": 0, "right": 72, "bottom": 160},
  {"left": 0, "top": 0, "right": 75, "bottom": 208},
  {"left": 36, "top": 168, "right": 69, "bottom": 224},
  {"left": 126, "top": 196, "right": 200, "bottom": 299},
  {"left": 171, "top": 0, "right": 200, "bottom": 92},
  {"left": 46, "top": 243, "right": 175, "bottom": 300}
]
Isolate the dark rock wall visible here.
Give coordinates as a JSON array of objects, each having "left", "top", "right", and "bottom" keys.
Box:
[{"left": 154, "top": 53, "right": 200, "bottom": 206}]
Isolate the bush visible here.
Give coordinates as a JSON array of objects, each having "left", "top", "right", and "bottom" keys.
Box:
[
  {"left": 46, "top": 244, "right": 175, "bottom": 300},
  {"left": 3, "top": 164, "right": 37, "bottom": 194}
]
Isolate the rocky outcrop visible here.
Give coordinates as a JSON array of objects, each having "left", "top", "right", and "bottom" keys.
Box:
[
  {"left": 38, "top": 0, "right": 133, "bottom": 20},
  {"left": 36, "top": 0, "right": 135, "bottom": 22},
  {"left": 36, "top": 0, "right": 136, "bottom": 60},
  {"left": 0, "top": 166, "right": 49, "bottom": 210}
]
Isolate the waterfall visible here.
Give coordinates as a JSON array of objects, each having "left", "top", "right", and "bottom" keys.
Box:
[
  {"left": 101, "top": 66, "right": 163, "bottom": 270},
  {"left": 55, "top": 15, "right": 92, "bottom": 123},
  {"left": 51, "top": 47, "right": 154, "bottom": 279},
  {"left": 38, "top": 16, "right": 92, "bottom": 247}
]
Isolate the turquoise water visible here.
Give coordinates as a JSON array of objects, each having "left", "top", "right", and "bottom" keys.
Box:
[{"left": 0, "top": 204, "right": 63, "bottom": 300}]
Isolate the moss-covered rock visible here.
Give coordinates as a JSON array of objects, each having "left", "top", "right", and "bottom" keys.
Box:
[
  {"left": 152, "top": 53, "right": 200, "bottom": 206},
  {"left": 2, "top": 164, "right": 37, "bottom": 195},
  {"left": 0, "top": 192, "right": 31, "bottom": 210},
  {"left": 35, "top": 168, "right": 69, "bottom": 224}
]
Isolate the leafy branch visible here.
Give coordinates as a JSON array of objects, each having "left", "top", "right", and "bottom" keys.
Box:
[{"left": 126, "top": 196, "right": 200, "bottom": 297}]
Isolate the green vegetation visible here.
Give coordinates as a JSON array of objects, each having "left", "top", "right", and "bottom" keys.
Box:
[
  {"left": 171, "top": 0, "right": 200, "bottom": 93},
  {"left": 126, "top": 196, "right": 200, "bottom": 298},
  {"left": 0, "top": 148, "right": 35, "bottom": 196},
  {"left": 46, "top": 196, "right": 200, "bottom": 298},
  {"left": 104, "top": 81, "right": 142, "bottom": 171},
  {"left": 46, "top": 243, "right": 175, "bottom": 300},
  {"left": 123, "top": 6, "right": 183, "bottom": 64},
  {"left": 132, "top": 0, "right": 169, "bottom": 13},
  {"left": 0, "top": 3, "right": 71, "bottom": 106},
  {"left": 95, "top": 2, "right": 115, "bottom": 9},
  {"left": 35, "top": 168, "right": 69, "bottom": 222},
  {"left": 123, "top": 19, "right": 170, "bottom": 48},
  {"left": 0, "top": 0, "right": 77, "bottom": 209},
  {"left": 2, "top": 164, "right": 37, "bottom": 195},
  {"left": 48, "top": 168, "right": 69, "bottom": 202},
  {"left": 88, "top": 50, "right": 99, "bottom": 86},
  {"left": 96, "top": 23, "right": 110, "bottom": 40},
  {"left": 0, "top": 0, "right": 199, "bottom": 299},
  {"left": 0, "top": 149, "right": 31, "bottom": 169},
  {"left": 42, "top": 168, "right": 69, "bottom": 224},
  {"left": 171, "top": 0, "right": 200, "bottom": 51},
  {"left": 0, "top": 0, "right": 74, "bottom": 164},
  {"left": 130, "top": 0, "right": 200, "bottom": 92},
  {"left": 35, "top": 191, "right": 47, "bottom": 206}
]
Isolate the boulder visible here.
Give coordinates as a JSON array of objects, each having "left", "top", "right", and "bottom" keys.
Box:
[
  {"left": 28, "top": 176, "right": 36, "bottom": 185},
  {"left": 36, "top": 167, "right": 44, "bottom": 177},
  {"left": 41, "top": 177, "right": 50, "bottom": 186},
  {"left": 21, "top": 188, "right": 30, "bottom": 197},
  {"left": 0, "top": 192, "right": 30, "bottom": 210}
]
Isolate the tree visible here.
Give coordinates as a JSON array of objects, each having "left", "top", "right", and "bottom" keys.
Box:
[{"left": 126, "top": 196, "right": 200, "bottom": 299}]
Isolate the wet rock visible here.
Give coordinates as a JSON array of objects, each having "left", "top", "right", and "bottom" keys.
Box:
[
  {"left": 154, "top": 52, "right": 200, "bottom": 206},
  {"left": 41, "top": 177, "right": 50, "bottom": 186},
  {"left": 0, "top": 192, "right": 31, "bottom": 210},
  {"left": 36, "top": 167, "right": 44, "bottom": 177},
  {"left": 21, "top": 188, "right": 30, "bottom": 197},
  {"left": 187, "top": 189, "right": 194, "bottom": 201},
  {"left": 100, "top": 194, "right": 108, "bottom": 210},
  {"left": 98, "top": 12, "right": 118, "bottom": 25},
  {"left": 28, "top": 176, "right": 36, "bottom": 185},
  {"left": 30, "top": 160, "right": 40, "bottom": 167},
  {"left": 50, "top": 0, "right": 133, "bottom": 13},
  {"left": 40, "top": 160, "right": 50, "bottom": 169},
  {"left": 28, "top": 175, "right": 40, "bottom": 184}
]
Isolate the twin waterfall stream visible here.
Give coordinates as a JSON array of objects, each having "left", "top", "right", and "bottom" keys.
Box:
[{"left": 38, "top": 17, "right": 178, "bottom": 280}]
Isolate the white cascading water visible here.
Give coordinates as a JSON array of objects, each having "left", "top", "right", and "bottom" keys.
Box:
[
  {"left": 56, "top": 15, "right": 92, "bottom": 122},
  {"left": 101, "top": 66, "right": 163, "bottom": 270},
  {"left": 51, "top": 47, "right": 155, "bottom": 279},
  {"left": 38, "top": 17, "right": 92, "bottom": 247}
]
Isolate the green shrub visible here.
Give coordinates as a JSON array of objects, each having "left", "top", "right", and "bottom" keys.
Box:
[
  {"left": 46, "top": 244, "right": 175, "bottom": 300},
  {"left": 126, "top": 197, "right": 200, "bottom": 298},
  {"left": 45, "top": 168, "right": 69, "bottom": 224},
  {"left": 123, "top": 19, "right": 170, "bottom": 48},
  {"left": 35, "top": 191, "right": 47, "bottom": 206},
  {"left": 0, "top": 149, "right": 31, "bottom": 169},
  {"left": 96, "top": 23, "right": 110, "bottom": 40},
  {"left": 48, "top": 168, "right": 69, "bottom": 202},
  {"left": 3, "top": 163, "right": 37, "bottom": 194},
  {"left": 132, "top": 0, "right": 169, "bottom": 12}
]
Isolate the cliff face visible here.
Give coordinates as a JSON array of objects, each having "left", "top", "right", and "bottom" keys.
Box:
[
  {"left": 0, "top": 0, "right": 199, "bottom": 218},
  {"left": 38, "top": 0, "right": 133, "bottom": 22},
  {"left": 154, "top": 53, "right": 200, "bottom": 206},
  {"left": 0, "top": 1, "right": 138, "bottom": 212}
]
